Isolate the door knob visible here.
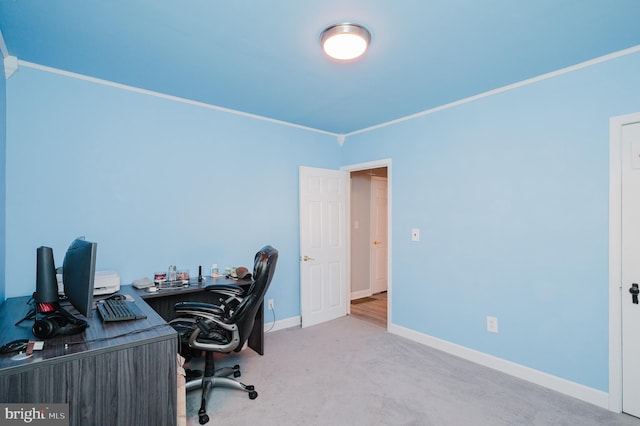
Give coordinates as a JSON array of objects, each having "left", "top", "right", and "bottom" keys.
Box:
[
  {"left": 373, "top": 241, "right": 381, "bottom": 245},
  {"left": 301, "top": 255, "right": 315, "bottom": 262},
  {"left": 630, "top": 283, "right": 639, "bottom": 304}
]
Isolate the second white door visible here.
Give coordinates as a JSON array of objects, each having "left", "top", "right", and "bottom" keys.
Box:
[{"left": 370, "top": 176, "right": 388, "bottom": 294}]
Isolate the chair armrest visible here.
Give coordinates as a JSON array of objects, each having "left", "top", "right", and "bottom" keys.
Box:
[
  {"left": 174, "top": 301, "right": 224, "bottom": 316},
  {"left": 204, "top": 284, "right": 245, "bottom": 295},
  {"left": 203, "top": 285, "right": 246, "bottom": 311}
]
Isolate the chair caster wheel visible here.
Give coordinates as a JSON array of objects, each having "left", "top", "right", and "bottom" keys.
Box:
[
  {"left": 232, "top": 364, "right": 241, "bottom": 377},
  {"left": 199, "top": 413, "right": 209, "bottom": 424},
  {"left": 246, "top": 385, "right": 255, "bottom": 390},
  {"left": 249, "top": 390, "right": 258, "bottom": 399}
]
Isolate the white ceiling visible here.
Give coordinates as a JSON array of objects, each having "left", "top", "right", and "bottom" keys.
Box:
[{"left": 2, "top": 0, "right": 639, "bottom": 134}]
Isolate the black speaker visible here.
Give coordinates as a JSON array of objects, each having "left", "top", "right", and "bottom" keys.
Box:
[{"left": 36, "top": 246, "right": 59, "bottom": 304}]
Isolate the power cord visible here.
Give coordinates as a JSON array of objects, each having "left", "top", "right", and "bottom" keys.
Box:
[
  {"left": 266, "top": 306, "right": 276, "bottom": 332},
  {"left": 49, "top": 323, "right": 175, "bottom": 348}
]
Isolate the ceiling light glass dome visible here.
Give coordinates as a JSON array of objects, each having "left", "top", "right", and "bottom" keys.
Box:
[{"left": 320, "top": 23, "right": 371, "bottom": 61}]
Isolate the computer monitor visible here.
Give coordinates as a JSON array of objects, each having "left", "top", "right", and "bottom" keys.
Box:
[{"left": 62, "top": 237, "right": 98, "bottom": 318}]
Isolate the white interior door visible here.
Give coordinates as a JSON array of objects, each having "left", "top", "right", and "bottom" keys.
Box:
[
  {"left": 622, "top": 121, "right": 640, "bottom": 417},
  {"left": 299, "top": 166, "right": 348, "bottom": 328},
  {"left": 370, "top": 176, "right": 388, "bottom": 294}
]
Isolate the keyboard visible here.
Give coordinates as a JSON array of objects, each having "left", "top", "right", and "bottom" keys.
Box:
[{"left": 97, "top": 299, "right": 147, "bottom": 322}]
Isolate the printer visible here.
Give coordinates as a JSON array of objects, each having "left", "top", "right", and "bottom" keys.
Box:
[{"left": 57, "top": 270, "right": 121, "bottom": 296}]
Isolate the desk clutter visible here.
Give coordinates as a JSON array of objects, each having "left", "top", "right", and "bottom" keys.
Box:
[
  {"left": 154, "top": 265, "right": 190, "bottom": 287},
  {"left": 210, "top": 263, "right": 249, "bottom": 279},
  {"left": 2, "top": 292, "right": 148, "bottom": 364},
  {"left": 133, "top": 263, "right": 254, "bottom": 294}
]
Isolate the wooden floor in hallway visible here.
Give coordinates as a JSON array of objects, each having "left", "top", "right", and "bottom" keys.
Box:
[{"left": 349, "top": 292, "right": 387, "bottom": 328}]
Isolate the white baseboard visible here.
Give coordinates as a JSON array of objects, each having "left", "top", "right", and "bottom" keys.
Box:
[
  {"left": 350, "top": 289, "right": 372, "bottom": 300},
  {"left": 264, "top": 315, "right": 300, "bottom": 332},
  {"left": 389, "top": 323, "right": 609, "bottom": 410}
]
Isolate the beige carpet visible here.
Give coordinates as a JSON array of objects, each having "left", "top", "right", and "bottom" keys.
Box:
[{"left": 185, "top": 316, "right": 640, "bottom": 426}]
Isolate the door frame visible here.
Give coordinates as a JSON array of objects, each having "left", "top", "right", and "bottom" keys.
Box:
[
  {"left": 342, "top": 159, "right": 392, "bottom": 326},
  {"left": 609, "top": 111, "right": 640, "bottom": 412}
]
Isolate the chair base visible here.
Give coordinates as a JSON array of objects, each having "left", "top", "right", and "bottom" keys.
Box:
[{"left": 185, "top": 364, "right": 258, "bottom": 425}]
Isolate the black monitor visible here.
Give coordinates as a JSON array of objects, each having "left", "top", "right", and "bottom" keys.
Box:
[{"left": 62, "top": 237, "right": 98, "bottom": 318}]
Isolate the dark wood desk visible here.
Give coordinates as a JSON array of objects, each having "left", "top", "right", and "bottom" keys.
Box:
[
  {"left": 0, "top": 289, "right": 178, "bottom": 426},
  {"left": 130, "top": 275, "right": 265, "bottom": 355}
]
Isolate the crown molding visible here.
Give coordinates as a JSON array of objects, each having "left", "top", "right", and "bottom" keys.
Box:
[
  {"left": 0, "top": 29, "right": 8, "bottom": 58},
  {"left": 4, "top": 56, "right": 18, "bottom": 79}
]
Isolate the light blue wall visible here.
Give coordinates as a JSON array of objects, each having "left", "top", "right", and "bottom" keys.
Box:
[
  {"left": 4, "top": 50, "right": 640, "bottom": 394},
  {"left": 4, "top": 66, "right": 341, "bottom": 321},
  {"left": 342, "top": 51, "right": 640, "bottom": 392},
  {"left": 0, "top": 67, "right": 6, "bottom": 305}
]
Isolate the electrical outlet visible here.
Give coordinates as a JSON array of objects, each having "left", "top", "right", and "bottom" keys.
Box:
[
  {"left": 486, "top": 316, "right": 498, "bottom": 333},
  {"left": 268, "top": 299, "right": 274, "bottom": 310}
]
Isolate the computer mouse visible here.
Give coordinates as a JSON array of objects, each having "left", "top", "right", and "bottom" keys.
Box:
[
  {"left": 107, "top": 294, "right": 126, "bottom": 301},
  {"left": 0, "top": 339, "right": 29, "bottom": 354}
]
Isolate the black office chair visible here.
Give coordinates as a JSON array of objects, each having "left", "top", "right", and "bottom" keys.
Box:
[{"left": 170, "top": 245, "right": 278, "bottom": 425}]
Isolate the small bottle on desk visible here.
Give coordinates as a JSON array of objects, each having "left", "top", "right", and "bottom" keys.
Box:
[{"left": 168, "top": 265, "right": 177, "bottom": 282}]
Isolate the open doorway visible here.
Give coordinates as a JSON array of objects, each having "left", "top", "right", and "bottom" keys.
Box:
[{"left": 349, "top": 166, "right": 388, "bottom": 328}]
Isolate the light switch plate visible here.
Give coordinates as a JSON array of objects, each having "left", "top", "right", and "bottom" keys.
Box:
[{"left": 487, "top": 316, "right": 498, "bottom": 333}]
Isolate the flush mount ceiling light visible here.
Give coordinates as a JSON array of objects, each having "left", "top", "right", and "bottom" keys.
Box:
[{"left": 320, "top": 23, "right": 371, "bottom": 61}]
